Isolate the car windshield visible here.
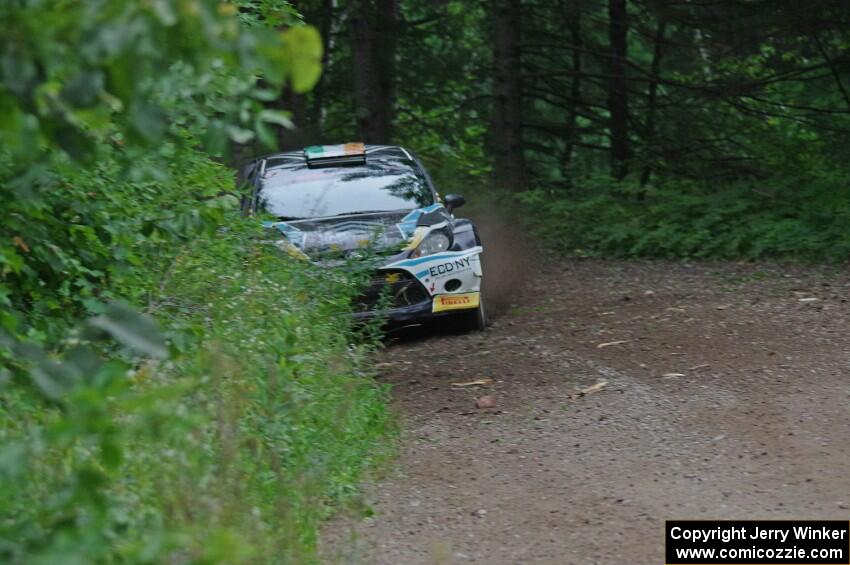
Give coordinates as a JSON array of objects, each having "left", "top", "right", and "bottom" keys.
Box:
[{"left": 257, "top": 160, "right": 434, "bottom": 219}]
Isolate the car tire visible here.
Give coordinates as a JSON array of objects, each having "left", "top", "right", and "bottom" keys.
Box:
[{"left": 457, "top": 290, "right": 488, "bottom": 332}]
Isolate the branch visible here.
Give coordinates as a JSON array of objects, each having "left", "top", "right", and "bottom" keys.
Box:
[{"left": 813, "top": 33, "right": 850, "bottom": 112}]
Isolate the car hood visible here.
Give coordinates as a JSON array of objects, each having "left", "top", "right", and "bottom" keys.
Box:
[{"left": 264, "top": 205, "right": 450, "bottom": 263}]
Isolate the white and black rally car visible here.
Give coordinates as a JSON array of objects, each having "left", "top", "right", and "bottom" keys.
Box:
[{"left": 240, "top": 143, "right": 487, "bottom": 330}]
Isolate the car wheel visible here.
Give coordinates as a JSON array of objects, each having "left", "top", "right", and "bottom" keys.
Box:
[{"left": 457, "top": 290, "right": 488, "bottom": 332}]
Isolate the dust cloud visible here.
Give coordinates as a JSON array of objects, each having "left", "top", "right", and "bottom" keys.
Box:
[{"left": 467, "top": 204, "right": 536, "bottom": 316}]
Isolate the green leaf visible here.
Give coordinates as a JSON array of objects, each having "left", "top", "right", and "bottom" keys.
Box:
[
  {"left": 254, "top": 118, "right": 277, "bottom": 148},
  {"left": 62, "top": 71, "right": 105, "bottom": 108},
  {"left": 65, "top": 346, "right": 104, "bottom": 376},
  {"left": 128, "top": 100, "right": 167, "bottom": 145},
  {"left": 282, "top": 26, "right": 323, "bottom": 93},
  {"left": 29, "top": 359, "right": 75, "bottom": 401},
  {"left": 52, "top": 123, "right": 97, "bottom": 163},
  {"left": 150, "top": 0, "right": 178, "bottom": 26},
  {"left": 203, "top": 121, "right": 229, "bottom": 155},
  {"left": 259, "top": 109, "right": 294, "bottom": 129},
  {"left": 227, "top": 125, "right": 255, "bottom": 144},
  {"left": 0, "top": 442, "right": 28, "bottom": 479},
  {"left": 99, "top": 438, "right": 123, "bottom": 469},
  {"left": 88, "top": 303, "right": 168, "bottom": 359}
]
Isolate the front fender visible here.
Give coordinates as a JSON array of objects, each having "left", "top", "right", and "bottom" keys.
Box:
[{"left": 384, "top": 246, "right": 483, "bottom": 297}]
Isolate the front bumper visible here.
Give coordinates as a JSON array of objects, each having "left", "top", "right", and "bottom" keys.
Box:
[
  {"left": 352, "top": 297, "right": 440, "bottom": 324},
  {"left": 353, "top": 248, "right": 483, "bottom": 324},
  {"left": 352, "top": 294, "right": 481, "bottom": 324}
]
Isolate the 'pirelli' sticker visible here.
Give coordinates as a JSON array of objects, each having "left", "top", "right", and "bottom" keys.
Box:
[{"left": 432, "top": 292, "right": 480, "bottom": 313}]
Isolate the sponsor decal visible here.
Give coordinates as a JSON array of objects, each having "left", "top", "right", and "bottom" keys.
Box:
[
  {"left": 391, "top": 247, "right": 481, "bottom": 269},
  {"left": 428, "top": 256, "right": 472, "bottom": 278},
  {"left": 432, "top": 292, "right": 480, "bottom": 313},
  {"left": 398, "top": 205, "right": 445, "bottom": 240}
]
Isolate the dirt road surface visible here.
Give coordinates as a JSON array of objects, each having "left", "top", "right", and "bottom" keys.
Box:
[{"left": 323, "top": 260, "right": 850, "bottom": 564}]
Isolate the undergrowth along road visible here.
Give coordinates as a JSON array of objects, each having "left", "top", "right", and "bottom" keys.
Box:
[{"left": 323, "top": 259, "right": 850, "bottom": 564}]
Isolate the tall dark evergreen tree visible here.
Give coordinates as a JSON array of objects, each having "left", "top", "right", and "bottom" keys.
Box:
[
  {"left": 607, "top": 0, "right": 629, "bottom": 180},
  {"left": 639, "top": 15, "right": 667, "bottom": 190},
  {"left": 491, "top": 0, "right": 525, "bottom": 190},
  {"left": 349, "top": 0, "right": 399, "bottom": 142}
]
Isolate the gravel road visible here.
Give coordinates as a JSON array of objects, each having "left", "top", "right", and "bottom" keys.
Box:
[{"left": 323, "top": 260, "right": 850, "bottom": 564}]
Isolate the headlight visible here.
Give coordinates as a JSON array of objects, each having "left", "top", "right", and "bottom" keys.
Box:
[{"left": 409, "top": 230, "right": 451, "bottom": 258}]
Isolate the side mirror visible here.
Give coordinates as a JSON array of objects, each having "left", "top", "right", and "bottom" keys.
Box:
[{"left": 444, "top": 193, "right": 466, "bottom": 213}]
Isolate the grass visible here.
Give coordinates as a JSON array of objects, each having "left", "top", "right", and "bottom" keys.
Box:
[{"left": 143, "top": 223, "right": 396, "bottom": 561}]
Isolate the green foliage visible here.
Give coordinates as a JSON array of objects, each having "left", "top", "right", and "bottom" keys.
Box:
[
  {"left": 235, "top": 0, "right": 303, "bottom": 28},
  {"left": 520, "top": 172, "right": 850, "bottom": 261},
  {"left": 0, "top": 305, "right": 172, "bottom": 563},
  {"left": 0, "top": 0, "right": 322, "bottom": 166},
  {"left": 0, "top": 1, "right": 390, "bottom": 563},
  {"left": 1, "top": 225, "right": 391, "bottom": 562},
  {"left": 0, "top": 0, "right": 325, "bottom": 344},
  {"left": 0, "top": 143, "right": 234, "bottom": 345}
]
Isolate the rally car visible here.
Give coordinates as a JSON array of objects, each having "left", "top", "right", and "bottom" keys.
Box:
[{"left": 239, "top": 143, "right": 487, "bottom": 330}]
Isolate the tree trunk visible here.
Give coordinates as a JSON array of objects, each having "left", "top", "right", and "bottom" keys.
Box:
[
  {"left": 273, "top": 87, "right": 308, "bottom": 150},
  {"left": 607, "top": 0, "right": 629, "bottom": 180},
  {"left": 349, "top": 0, "right": 398, "bottom": 143},
  {"left": 374, "top": 0, "right": 398, "bottom": 136},
  {"left": 308, "top": 0, "right": 338, "bottom": 131},
  {"left": 563, "top": 0, "right": 583, "bottom": 182},
  {"left": 639, "top": 17, "right": 667, "bottom": 192},
  {"left": 491, "top": 0, "right": 525, "bottom": 191}
]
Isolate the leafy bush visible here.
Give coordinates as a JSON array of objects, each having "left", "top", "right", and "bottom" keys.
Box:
[
  {"left": 1, "top": 214, "right": 391, "bottom": 563},
  {"left": 0, "top": 3, "right": 390, "bottom": 561},
  {"left": 0, "top": 143, "right": 234, "bottom": 345},
  {"left": 519, "top": 174, "right": 850, "bottom": 261}
]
